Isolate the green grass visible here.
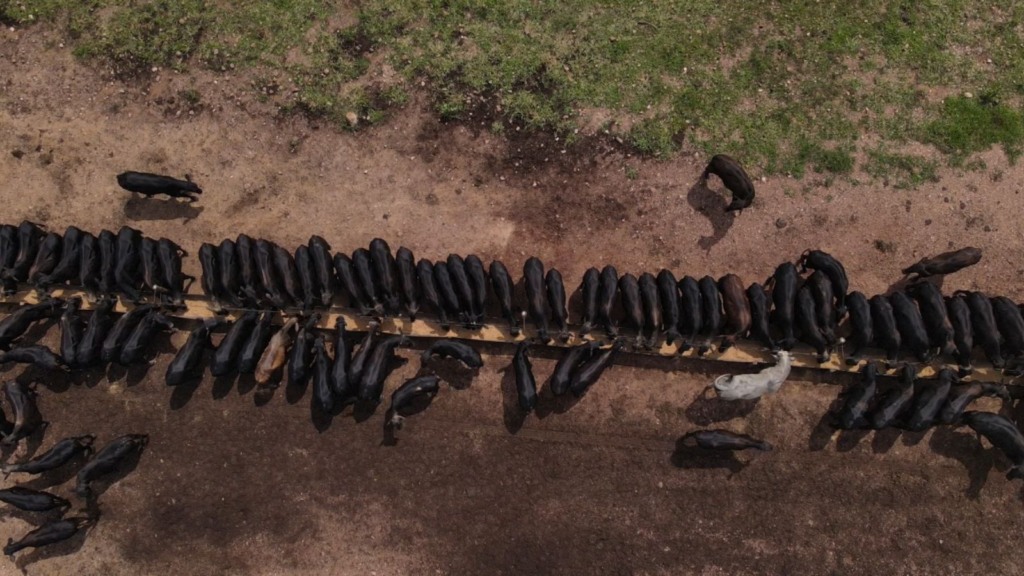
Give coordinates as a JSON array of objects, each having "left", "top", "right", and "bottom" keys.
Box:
[
  {"left": 864, "top": 146, "right": 940, "bottom": 189},
  {"left": 923, "top": 95, "right": 1024, "bottom": 162},
  {"left": 3, "top": 0, "right": 1023, "bottom": 181}
]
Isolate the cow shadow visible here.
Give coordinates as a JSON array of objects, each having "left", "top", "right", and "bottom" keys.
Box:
[
  {"left": 284, "top": 373, "right": 310, "bottom": 405},
  {"left": 899, "top": 428, "right": 929, "bottom": 447},
  {"left": 884, "top": 278, "right": 912, "bottom": 295},
  {"left": 352, "top": 400, "right": 379, "bottom": 423},
  {"left": 687, "top": 182, "right": 736, "bottom": 251},
  {"left": 808, "top": 381, "right": 866, "bottom": 451},
  {"left": 124, "top": 362, "right": 154, "bottom": 388},
  {"left": 211, "top": 373, "right": 238, "bottom": 399},
  {"left": 499, "top": 365, "right": 528, "bottom": 434},
  {"left": 310, "top": 403, "right": 335, "bottom": 434},
  {"left": 21, "top": 365, "right": 72, "bottom": 393},
  {"left": 168, "top": 377, "right": 203, "bottom": 410},
  {"left": 69, "top": 367, "right": 107, "bottom": 389},
  {"left": 15, "top": 318, "right": 59, "bottom": 349},
  {"left": 0, "top": 441, "right": 18, "bottom": 462},
  {"left": 2, "top": 506, "right": 67, "bottom": 529},
  {"left": 670, "top": 440, "right": 748, "bottom": 476},
  {"left": 124, "top": 196, "right": 204, "bottom": 223},
  {"left": 534, "top": 376, "right": 582, "bottom": 418},
  {"left": 105, "top": 363, "right": 129, "bottom": 385},
  {"left": 871, "top": 427, "right": 904, "bottom": 453},
  {"left": 684, "top": 388, "right": 759, "bottom": 426},
  {"left": 835, "top": 428, "right": 871, "bottom": 452},
  {"left": 425, "top": 358, "right": 479, "bottom": 390},
  {"left": 808, "top": 411, "right": 837, "bottom": 452},
  {"left": 381, "top": 420, "right": 398, "bottom": 446},
  {"left": 929, "top": 426, "right": 993, "bottom": 498},
  {"left": 236, "top": 373, "right": 257, "bottom": 397}
]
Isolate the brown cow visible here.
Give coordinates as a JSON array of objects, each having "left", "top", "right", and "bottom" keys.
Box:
[
  {"left": 701, "top": 154, "right": 755, "bottom": 212},
  {"left": 902, "top": 247, "right": 981, "bottom": 278},
  {"left": 718, "top": 274, "right": 751, "bottom": 350}
]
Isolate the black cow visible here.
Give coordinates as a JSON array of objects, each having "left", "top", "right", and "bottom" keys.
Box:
[{"left": 117, "top": 171, "right": 202, "bottom": 202}]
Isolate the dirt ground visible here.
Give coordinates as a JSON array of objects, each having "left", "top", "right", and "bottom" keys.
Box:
[{"left": 2, "top": 25, "right": 1024, "bottom": 576}]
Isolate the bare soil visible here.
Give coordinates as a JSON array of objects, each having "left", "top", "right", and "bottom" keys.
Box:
[{"left": 2, "top": 25, "right": 1024, "bottom": 576}]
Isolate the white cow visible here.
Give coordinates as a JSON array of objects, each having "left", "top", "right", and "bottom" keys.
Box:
[{"left": 712, "top": 351, "right": 791, "bottom": 401}]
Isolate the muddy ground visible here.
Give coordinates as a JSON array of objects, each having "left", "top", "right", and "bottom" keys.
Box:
[{"left": 1, "top": 25, "right": 1024, "bottom": 576}]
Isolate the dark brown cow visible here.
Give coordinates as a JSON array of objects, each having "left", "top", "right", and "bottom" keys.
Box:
[
  {"left": 701, "top": 154, "right": 755, "bottom": 212},
  {"left": 902, "top": 247, "right": 981, "bottom": 278},
  {"left": 718, "top": 274, "right": 751, "bottom": 350}
]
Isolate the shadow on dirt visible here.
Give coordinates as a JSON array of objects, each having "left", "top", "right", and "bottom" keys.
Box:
[
  {"left": 808, "top": 410, "right": 837, "bottom": 452},
  {"left": 686, "top": 182, "right": 735, "bottom": 251},
  {"left": 168, "top": 377, "right": 203, "bottom": 410},
  {"left": 684, "top": 388, "right": 759, "bottom": 426},
  {"left": 929, "top": 426, "right": 993, "bottom": 499},
  {"left": 670, "top": 440, "right": 749, "bottom": 476},
  {"left": 211, "top": 373, "right": 239, "bottom": 400},
  {"left": 834, "top": 428, "right": 871, "bottom": 452},
  {"left": 534, "top": 375, "right": 582, "bottom": 419},
  {"left": 310, "top": 402, "right": 335, "bottom": 434},
  {"left": 871, "top": 427, "right": 904, "bottom": 453},
  {"left": 426, "top": 358, "right": 479, "bottom": 391},
  {"left": 124, "top": 196, "right": 204, "bottom": 223},
  {"left": 499, "top": 363, "right": 528, "bottom": 434}
]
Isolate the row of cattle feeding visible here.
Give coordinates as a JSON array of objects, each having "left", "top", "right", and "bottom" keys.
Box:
[
  {"left": 197, "top": 237, "right": 1002, "bottom": 375},
  {"left": 708, "top": 346, "right": 1024, "bottom": 479},
  {"left": 829, "top": 363, "right": 1024, "bottom": 480},
  {"left": 167, "top": 314, "right": 619, "bottom": 415},
  {"left": 0, "top": 218, "right": 1008, "bottom": 373},
  {"left": 0, "top": 221, "right": 187, "bottom": 306},
  {"left": 0, "top": 293, "right": 606, "bottom": 420},
  {"left": 0, "top": 294, "right": 614, "bottom": 418}
]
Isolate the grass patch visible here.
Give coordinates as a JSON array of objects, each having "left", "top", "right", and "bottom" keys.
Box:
[
  {"left": 864, "top": 147, "right": 940, "bottom": 189},
  {"left": 74, "top": 0, "right": 207, "bottom": 76},
  {"left": 628, "top": 117, "right": 683, "bottom": 159},
  {"left": 4, "top": 0, "right": 1024, "bottom": 177},
  {"left": 923, "top": 95, "right": 1024, "bottom": 162}
]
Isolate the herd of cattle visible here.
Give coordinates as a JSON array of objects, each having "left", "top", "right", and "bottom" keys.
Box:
[
  {"left": 192, "top": 235, "right": 1006, "bottom": 381},
  {"left": 1, "top": 217, "right": 1024, "bottom": 556},
  {"left": 2, "top": 218, "right": 1013, "bottom": 377},
  {"left": 0, "top": 376, "right": 148, "bottom": 558}
]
